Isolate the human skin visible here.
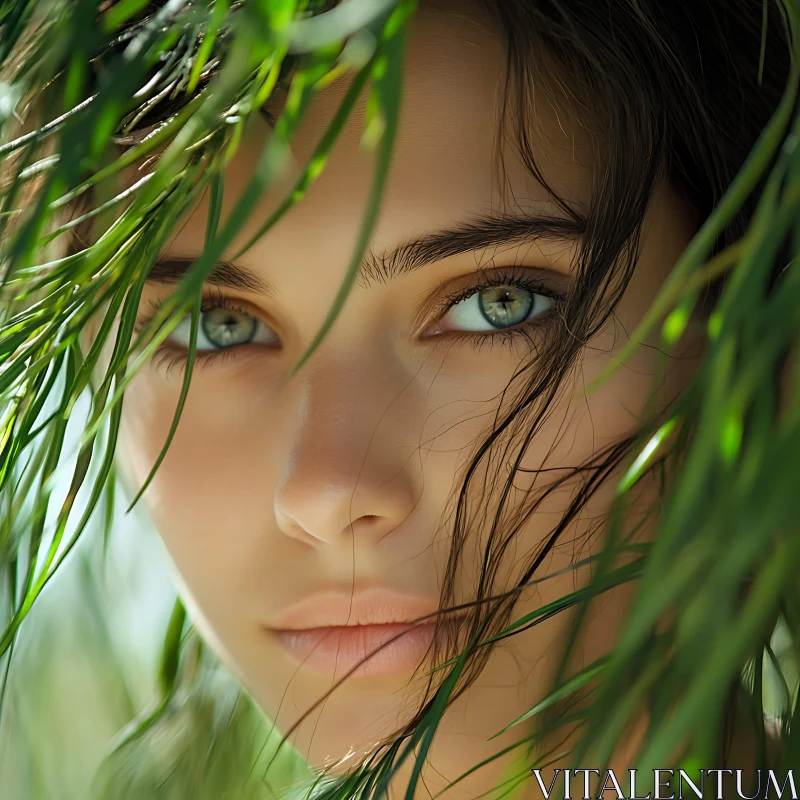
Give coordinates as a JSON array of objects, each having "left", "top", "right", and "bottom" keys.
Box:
[{"left": 108, "top": 1, "right": 708, "bottom": 797}]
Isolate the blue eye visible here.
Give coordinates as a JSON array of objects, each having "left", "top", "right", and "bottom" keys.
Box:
[
  {"left": 168, "top": 306, "right": 278, "bottom": 350},
  {"left": 437, "top": 284, "right": 555, "bottom": 334}
]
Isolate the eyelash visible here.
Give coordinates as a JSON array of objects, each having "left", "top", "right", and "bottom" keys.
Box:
[
  {"left": 433, "top": 266, "right": 564, "bottom": 352},
  {"left": 135, "top": 289, "right": 259, "bottom": 374},
  {"left": 136, "top": 267, "right": 566, "bottom": 373}
]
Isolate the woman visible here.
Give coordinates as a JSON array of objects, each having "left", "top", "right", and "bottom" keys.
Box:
[{"left": 0, "top": 0, "right": 796, "bottom": 797}]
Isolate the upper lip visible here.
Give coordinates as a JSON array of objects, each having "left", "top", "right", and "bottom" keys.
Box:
[{"left": 267, "top": 586, "right": 449, "bottom": 630}]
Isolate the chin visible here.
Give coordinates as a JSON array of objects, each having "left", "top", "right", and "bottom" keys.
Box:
[{"left": 242, "top": 657, "right": 424, "bottom": 767}]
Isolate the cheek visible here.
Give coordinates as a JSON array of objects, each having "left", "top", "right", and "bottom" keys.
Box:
[
  {"left": 493, "top": 322, "right": 700, "bottom": 590},
  {"left": 116, "top": 368, "right": 280, "bottom": 603}
]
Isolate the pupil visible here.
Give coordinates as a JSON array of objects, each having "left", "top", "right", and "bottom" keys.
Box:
[
  {"left": 202, "top": 308, "right": 256, "bottom": 347},
  {"left": 478, "top": 286, "right": 533, "bottom": 328}
]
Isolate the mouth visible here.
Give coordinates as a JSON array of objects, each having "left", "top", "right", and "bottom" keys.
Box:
[
  {"left": 269, "top": 622, "right": 449, "bottom": 678},
  {"left": 265, "top": 586, "right": 467, "bottom": 678}
]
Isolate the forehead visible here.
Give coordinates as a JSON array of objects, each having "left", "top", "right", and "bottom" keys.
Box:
[{"left": 158, "top": 1, "right": 594, "bottom": 267}]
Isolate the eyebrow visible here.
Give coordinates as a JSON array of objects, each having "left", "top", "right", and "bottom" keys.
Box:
[
  {"left": 147, "top": 257, "right": 272, "bottom": 294},
  {"left": 146, "top": 210, "right": 586, "bottom": 293},
  {"left": 360, "top": 211, "right": 585, "bottom": 289}
]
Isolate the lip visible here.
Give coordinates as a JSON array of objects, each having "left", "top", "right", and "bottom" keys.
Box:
[
  {"left": 269, "top": 587, "right": 444, "bottom": 629},
  {"left": 265, "top": 587, "right": 462, "bottom": 678}
]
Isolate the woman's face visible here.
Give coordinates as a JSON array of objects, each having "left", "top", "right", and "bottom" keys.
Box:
[{"left": 115, "top": 1, "right": 700, "bottom": 793}]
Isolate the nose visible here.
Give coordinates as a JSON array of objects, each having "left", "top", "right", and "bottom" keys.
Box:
[{"left": 273, "top": 356, "right": 421, "bottom": 550}]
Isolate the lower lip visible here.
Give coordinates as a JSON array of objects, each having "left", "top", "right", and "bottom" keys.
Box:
[{"left": 270, "top": 622, "right": 442, "bottom": 678}]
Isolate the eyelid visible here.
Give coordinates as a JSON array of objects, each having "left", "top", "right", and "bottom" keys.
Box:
[
  {"left": 420, "top": 264, "right": 570, "bottom": 334},
  {"left": 133, "top": 287, "right": 281, "bottom": 371},
  {"left": 137, "top": 285, "right": 278, "bottom": 335},
  {"left": 151, "top": 345, "right": 241, "bottom": 376}
]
